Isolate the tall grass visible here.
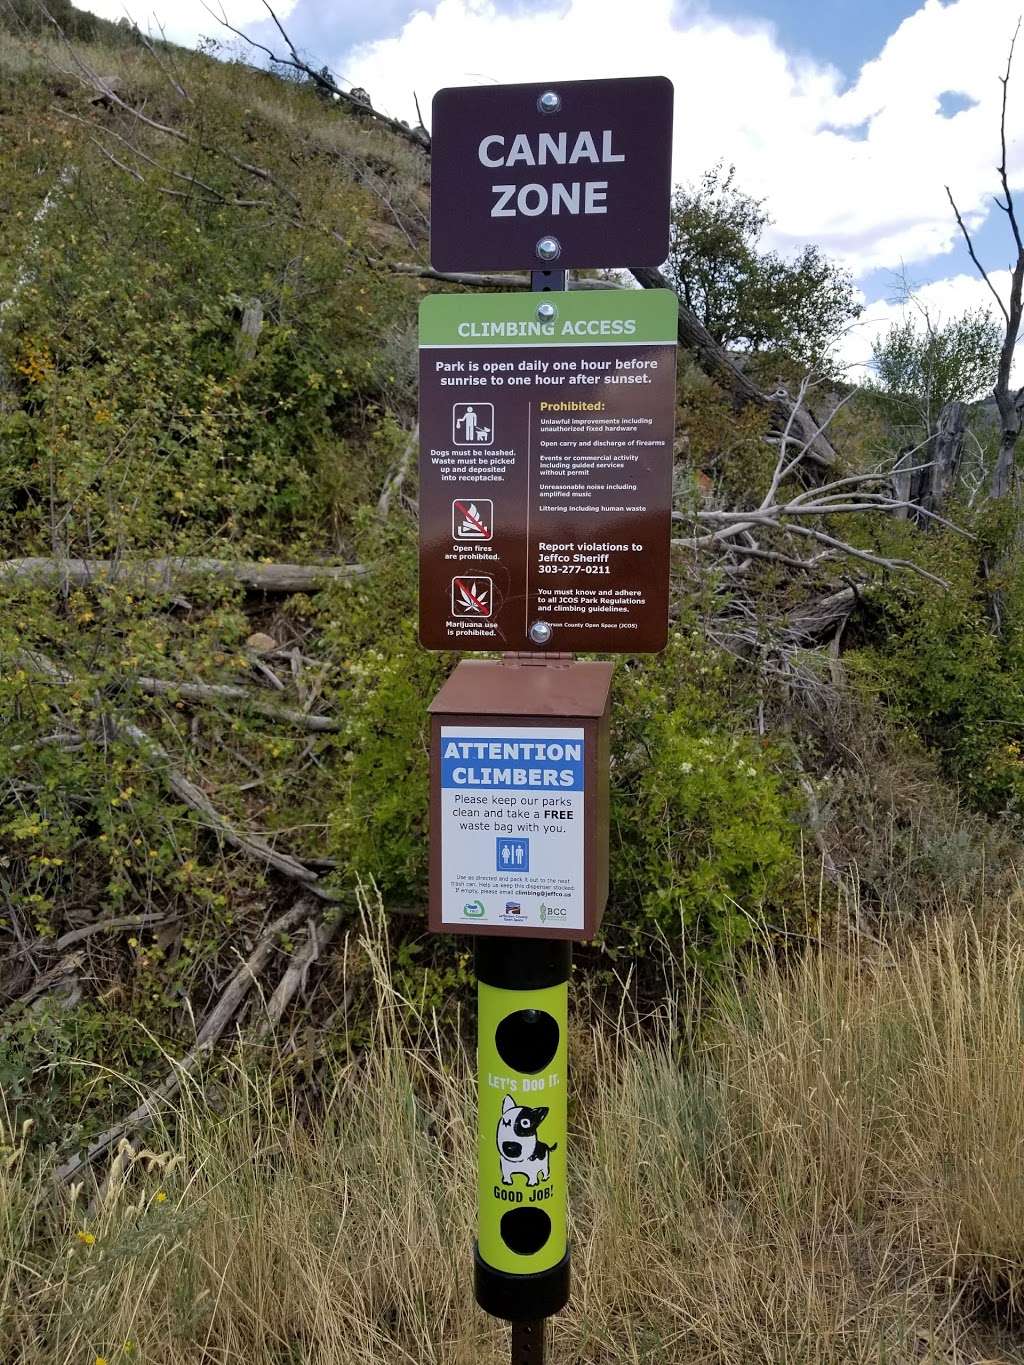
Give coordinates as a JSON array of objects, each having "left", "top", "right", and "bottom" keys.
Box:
[{"left": 3, "top": 907, "right": 1024, "bottom": 1363}]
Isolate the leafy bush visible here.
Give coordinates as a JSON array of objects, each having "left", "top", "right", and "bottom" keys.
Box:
[
  {"left": 611, "top": 629, "right": 801, "bottom": 962},
  {"left": 665, "top": 161, "right": 860, "bottom": 371},
  {"left": 320, "top": 521, "right": 450, "bottom": 904},
  {"left": 849, "top": 514, "right": 1024, "bottom": 820}
]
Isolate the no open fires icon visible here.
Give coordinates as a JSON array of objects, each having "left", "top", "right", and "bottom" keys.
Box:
[
  {"left": 452, "top": 498, "right": 493, "bottom": 541},
  {"left": 451, "top": 576, "right": 493, "bottom": 617}
]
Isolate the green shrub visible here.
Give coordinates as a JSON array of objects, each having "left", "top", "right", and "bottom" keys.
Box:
[
  {"left": 849, "top": 513, "right": 1024, "bottom": 821},
  {"left": 611, "top": 629, "right": 800, "bottom": 962}
]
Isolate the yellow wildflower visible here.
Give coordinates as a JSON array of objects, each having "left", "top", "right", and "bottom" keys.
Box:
[
  {"left": 76, "top": 1230, "right": 96, "bottom": 1246},
  {"left": 154, "top": 1190, "right": 167, "bottom": 1204}
]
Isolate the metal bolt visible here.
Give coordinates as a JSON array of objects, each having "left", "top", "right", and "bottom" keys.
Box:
[
  {"left": 528, "top": 620, "right": 553, "bottom": 645},
  {"left": 536, "top": 301, "right": 557, "bottom": 321},
  {"left": 535, "top": 236, "right": 561, "bottom": 262},
  {"left": 537, "top": 90, "right": 561, "bottom": 114}
]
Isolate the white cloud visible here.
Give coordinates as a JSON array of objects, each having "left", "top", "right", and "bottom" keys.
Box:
[
  {"left": 78, "top": 0, "right": 299, "bottom": 49},
  {"left": 344, "top": 0, "right": 1024, "bottom": 276},
  {"left": 77, "top": 0, "right": 1023, "bottom": 388}
]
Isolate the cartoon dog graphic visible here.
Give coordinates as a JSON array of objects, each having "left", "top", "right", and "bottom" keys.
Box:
[{"left": 497, "top": 1094, "right": 557, "bottom": 1187}]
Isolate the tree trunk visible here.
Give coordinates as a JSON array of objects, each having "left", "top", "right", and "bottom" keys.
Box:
[
  {"left": 990, "top": 420, "right": 1021, "bottom": 501},
  {"left": 911, "top": 401, "right": 966, "bottom": 525},
  {"left": 892, "top": 446, "right": 915, "bottom": 519},
  {"left": 236, "top": 297, "right": 264, "bottom": 361},
  {"left": 931, "top": 401, "right": 966, "bottom": 511}
]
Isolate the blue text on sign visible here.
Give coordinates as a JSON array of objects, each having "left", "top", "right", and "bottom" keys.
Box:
[{"left": 441, "top": 736, "right": 583, "bottom": 792}]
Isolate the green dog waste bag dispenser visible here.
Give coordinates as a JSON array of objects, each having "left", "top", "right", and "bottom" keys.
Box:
[
  {"left": 428, "top": 658, "right": 612, "bottom": 1323},
  {"left": 475, "top": 936, "right": 570, "bottom": 1317}
]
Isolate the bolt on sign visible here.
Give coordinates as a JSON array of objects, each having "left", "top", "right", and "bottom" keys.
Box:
[
  {"left": 430, "top": 76, "right": 674, "bottom": 271},
  {"left": 419, "top": 288, "right": 678, "bottom": 654}
]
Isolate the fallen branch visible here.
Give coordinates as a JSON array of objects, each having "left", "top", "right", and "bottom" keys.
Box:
[
  {"left": 46, "top": 23, "right": 302, "bottom": 208},
  {"left": 7, "top": 951, "right": 84, "bottom": 1010},
  {"left": 11, "top": 653, "right": 340, "bottom": 730},
  {"left": 0, "top": 557, "right": 366, "bottom": 592},
  {"left": 13, "top": 649, "right": 343, "bottom": 903},
  {"left": 112, "top": 716, "right": 335, "bottom": 895},
  {"left": 377, "top": 424, "right": 418, "bottom": 520},
  {"left": 667, "top": 378, "right": 957, "bottom": 590},
  {"left": 53, "top": 913, "right": 177, "bottom": 952},
  {"left": 782, "top": 587, "right": 858, "bottom": 643},
  {"left": 214, "top": 1, "right": 430, "bottom": 152},
  {"left": 135, "top": 676, "right": 340, "bottom": 732},
  {"left": 390, "top": 262, "right": 622, "bottom": 291},
  {"left": 259, "top": 910, "right": 346, "bottom": 1032},
  {"left": 55, "top": 895, "right": 319, "bottom": 1182},
  {"left": 15, "top": 652, "right": 345, "bottom": 731}
]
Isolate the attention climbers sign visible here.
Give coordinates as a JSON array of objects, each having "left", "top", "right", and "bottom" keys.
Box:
[{"left": 437, "top": 726, "right": 585, "bottom": 932}]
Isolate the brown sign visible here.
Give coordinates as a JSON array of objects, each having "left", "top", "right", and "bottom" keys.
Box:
[
  {"left": 428, "top": 658, "right": 612, "bottom": 940},
  {"left": 430, "top": 76, "right": 673, "bottom": 272},
  {"left": 419, "top": 290, "right": 678, "bottom": 654}
]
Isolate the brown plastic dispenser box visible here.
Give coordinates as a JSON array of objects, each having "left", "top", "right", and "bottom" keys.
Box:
[{"left": 428, "top": 659, "right": 612, "bottom": 940}]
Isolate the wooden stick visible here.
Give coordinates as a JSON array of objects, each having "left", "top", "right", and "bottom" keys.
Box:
[
  {"left": 391, "top": 262, "right": 622, "bottom": 291},
  {"left": 258, "top": 912, "right": 346, "bottom": 1031},
  {"left": 135, "top": 676, "right": 340, "bottom": 732},
  {"left": 0, "top": 557, "right": 366, "bottom": 593},
  {"left": 53, "top": 913, "right": 177, "bottom": 951}
]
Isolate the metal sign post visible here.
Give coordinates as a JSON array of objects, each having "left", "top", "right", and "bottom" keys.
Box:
[{"left": 422, "top": 74, "right": 675, "bottom": 1365}]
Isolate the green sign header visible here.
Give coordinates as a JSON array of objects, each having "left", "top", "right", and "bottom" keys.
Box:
[{"left": 420, "top": 288, "right": 677, "bottom": 348}]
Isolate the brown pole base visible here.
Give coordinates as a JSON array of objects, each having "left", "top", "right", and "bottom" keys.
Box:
[{"left": 511, "top": 1318, "right": 546, "bottom": 1365}]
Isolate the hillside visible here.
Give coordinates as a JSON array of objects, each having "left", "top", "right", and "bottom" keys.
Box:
[
  {"left": 1, "top": 0, "right": 1022, "bottom": 1155},
  {"left": 3, "top": 8, "right": 1024, "bottom": 1362}
]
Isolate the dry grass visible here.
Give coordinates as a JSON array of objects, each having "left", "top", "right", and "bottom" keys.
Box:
[{"left": 3, "top": 906, "right": 1024, "bottom": 1364}]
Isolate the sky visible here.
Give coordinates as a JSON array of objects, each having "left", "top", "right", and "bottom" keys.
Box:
[{"left": 82, "top": 0, "right": 1024, "bottom": 380}]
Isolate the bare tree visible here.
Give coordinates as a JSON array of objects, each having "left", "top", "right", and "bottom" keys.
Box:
[
  {"left": 209, "top": 0, "right": 430, "bottom": 151},
  {"left": 946, "top": 21, "right": 1024, "bottom": 500}
]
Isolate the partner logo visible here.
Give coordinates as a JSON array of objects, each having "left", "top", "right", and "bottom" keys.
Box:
[
  {"left": 539, "top": 903, "right": 568, "bottom": 924},
  {"left": 504, "top": 900, "right": 522, "bottom": 914},
  {"left": 463, "top": 900, "right": 486, "bottom": 918}
]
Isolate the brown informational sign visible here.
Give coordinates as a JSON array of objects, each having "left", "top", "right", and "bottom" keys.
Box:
[
  {"left": 430, "top": 76, "right": 673, "bottom": 272},
  {"left": 428, "top": 659, "right": 613, "bottom": 940},
  {"left": 419, "top": 289, "right": 678, "bottom": 654}
]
